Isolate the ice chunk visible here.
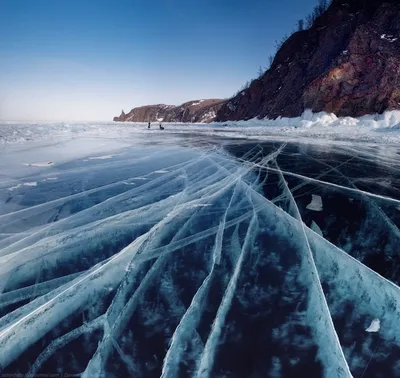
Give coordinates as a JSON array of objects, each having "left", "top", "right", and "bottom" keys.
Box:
[
  {"left": 311, "top": 220, "right": 323, "bottom": 236},
  {"left": 307, "top": 195, "right": 323, "bottom": 211},
  {"left": 365, "top": 319, "right": 380, "bottom": 333}
]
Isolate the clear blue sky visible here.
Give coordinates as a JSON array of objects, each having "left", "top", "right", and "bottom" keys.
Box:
[{"left": 0, "top": 0, "right": 319, "bottom": 121}]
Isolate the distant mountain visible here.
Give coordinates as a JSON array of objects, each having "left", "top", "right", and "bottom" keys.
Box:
[
  {"left": 113, "top": 99, "right": 226, "bottom": 123},
  {"left": 217, "top": 0, "right": 400, "bottom": 121}
]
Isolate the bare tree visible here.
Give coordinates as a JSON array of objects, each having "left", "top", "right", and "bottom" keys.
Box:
[
  {"left": 257, "top": 66, "right": 265, "bottom": 78},
  {"left": 275, "top": 34, "right": 288, "bottom": 50},
  {"left": 268, "top": 55, "right": 274, "bottom": 68},
  {"left": 316, "top": 0, "right": 329, "bottom": 16},
  {"left": 240, "top": 81, "right": 251, "bottom": 91},
  {"left": 297, "top": 19, "right": 304, "bottom": 31},
  {"left": 305, "top": 0, "right": 330, "bottom": 28},
  {"left": 305, "top": 13, "right": 314, "bottom": 28}
]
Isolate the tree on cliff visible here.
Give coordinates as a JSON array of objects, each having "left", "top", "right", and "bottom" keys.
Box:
[{"left": 306, "top": 0, "right": 330, "bottom": 28}]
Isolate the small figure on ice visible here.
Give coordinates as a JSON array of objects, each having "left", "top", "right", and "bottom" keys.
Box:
[
  {"left": 159, "top": 123, "right": 164, "bottom": 130},
  {"left": 148, "top": 122, "right": 151, "bottom": 129}
]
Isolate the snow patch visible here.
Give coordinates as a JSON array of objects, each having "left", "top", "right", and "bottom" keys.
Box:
[
  {"left": 228, "top": 103, "right": 236, "bottom": 112},
  {"left": 381, "top": 34, "right": 398, "bottom": 43},
  {"left": 365, "top": 319, "right": 380, "bottom": 333},
  {"left": 24, "top": 162, "right": 55, "bottom": 167},
  {"left": 88, "top": 155, "right": 115, "bottom": 160},
  {"left": 8, "top": 182, "right": 38, "bottom": 191},
  {"left": 191, "top": 100, "right": 205, "bottom": 106},
  {"left": 307, "top": 195, "right": 323, "bottom": 212},
  {"left": 200, "top": 110, "right": 216, "bottom": 123}
]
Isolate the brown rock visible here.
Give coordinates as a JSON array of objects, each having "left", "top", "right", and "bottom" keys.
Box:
[
  {"left": 113, "top": 99, "right": 226, "bottom": 123},
  {"left": 217, "top": 0, "right": 400, "bottom": 121}
]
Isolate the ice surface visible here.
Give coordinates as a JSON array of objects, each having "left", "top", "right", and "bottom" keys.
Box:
[{"left": 1, "top": 125, "right": 400, "bottom": 377}]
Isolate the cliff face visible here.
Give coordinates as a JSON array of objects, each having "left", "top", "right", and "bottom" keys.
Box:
[
  {"left": 217, "top": 0, "right": 400, "bottom": 121},
  {"left": 113, "top": 99, "right": 225, "bottom": 123}
]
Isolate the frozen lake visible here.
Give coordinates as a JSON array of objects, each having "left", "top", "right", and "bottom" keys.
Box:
[{"left": 1, "top": 124, "right": 400, "bottom": 377}]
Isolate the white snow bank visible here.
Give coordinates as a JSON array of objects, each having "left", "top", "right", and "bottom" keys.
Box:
[
  {"left": 365, "top": 319, "right": 380, "bottom": 333},
  {"left": 212, "top": 109, "right": 400, "bottom": 131},
  {"left": 259, "top": 109, "right": 400, "bottom": 130},
  {"left": 208, "top": 109, "right": 400, "bottom": 144}
]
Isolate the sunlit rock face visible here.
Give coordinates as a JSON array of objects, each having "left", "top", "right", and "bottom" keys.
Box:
[
  {"left": 1, "top": 132, "right": 400, "bottom": 377},
  {"left": 113, "top": 99, "right": 226, "bottom": 123},
  {"left": 217, "top": 0, "right": 400, "bottom": 121}
]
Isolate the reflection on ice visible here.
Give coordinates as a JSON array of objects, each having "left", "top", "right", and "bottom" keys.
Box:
[{"left": 0, "top": 138, "right": 400, "bottom": 377}]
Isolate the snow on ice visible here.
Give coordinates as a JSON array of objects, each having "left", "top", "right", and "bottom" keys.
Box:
[
  {"left": 365, "top": 319, "right": 380, "bottom": 333},
  {"left": 307, "top": 194, "right": 323, "bottom": 211},
  {"left": 24, "top": 162, "right": 55, "bottom": 167}
]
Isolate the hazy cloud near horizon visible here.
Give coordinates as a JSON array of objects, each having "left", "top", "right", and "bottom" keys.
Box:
[{"left": 0, "top": 0, "right": 318, "bottom": 121}]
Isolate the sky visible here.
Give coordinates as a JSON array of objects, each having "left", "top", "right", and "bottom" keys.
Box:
[{"left": 0, "top": 0, "right": 319, "bottom": 121}]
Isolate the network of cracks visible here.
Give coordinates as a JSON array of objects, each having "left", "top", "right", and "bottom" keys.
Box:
[{"left": 1, "top": 140, "right": 400, "bottom": 378}]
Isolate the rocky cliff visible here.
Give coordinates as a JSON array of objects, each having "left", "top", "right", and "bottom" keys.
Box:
[
  {"left": 113, "top": 99, "right": 225, "bottom": 123},
  {"left": 217, "top": 0, "right": 400, "bottom": 121}
]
